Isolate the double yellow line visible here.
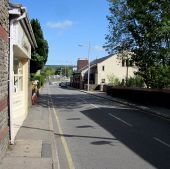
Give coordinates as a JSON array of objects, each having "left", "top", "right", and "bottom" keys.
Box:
[
  {"left": 52, "top": 107, "right": 76, "bottom": 169},
  {"left": 48, "top": 85, "right": 76, "bottom": 169}
]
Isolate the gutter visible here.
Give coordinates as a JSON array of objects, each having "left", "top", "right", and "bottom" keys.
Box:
[{"left": 9, "top": 5, "right": 37, "bottom": 49}]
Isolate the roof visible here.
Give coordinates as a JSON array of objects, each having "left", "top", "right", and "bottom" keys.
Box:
[
  {"left": 90, "top": 54, "right": 113, "bottom": 66},
  {"left": 9, "top": 3, "right": 37, "bottom": 49},
  {"left": 78, "top": 54, "right": 114, "bottom": 72},
  {"left": 77, "top": 59, "right": 88, "bottom": 71}
]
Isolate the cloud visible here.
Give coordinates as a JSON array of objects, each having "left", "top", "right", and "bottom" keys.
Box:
[
  {"left": 46, "top": 20, "right": 73, "bottom": 29},
  {"left": 94, "top": 45, "right": 105, "bottom": 52}
]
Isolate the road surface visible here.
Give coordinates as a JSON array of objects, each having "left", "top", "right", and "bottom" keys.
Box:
[{"left": 48, "top": 83, "right": 170, "bottom": 169}]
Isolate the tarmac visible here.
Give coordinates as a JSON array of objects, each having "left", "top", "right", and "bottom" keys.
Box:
[{"left": 0, "top": 85, "right": 170, "bottom": 169}]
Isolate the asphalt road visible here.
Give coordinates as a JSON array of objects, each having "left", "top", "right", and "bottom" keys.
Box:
[{"left": 48, "top": 84, "right": 170, "bottom": 169}]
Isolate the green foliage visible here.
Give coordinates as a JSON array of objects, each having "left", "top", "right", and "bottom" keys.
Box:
[
  {"left": 41, "top": 66, "right": 73, "bottom": 77},
  {"left": 105, "top": 0, "right": 170, "bottom": 88},
  {"left": 31, "top": 74, "right": 45, "bottom": 88},
  {"left": 107, "top": 74, "right": 121, "bottom": 86},
  {"left": 104, "top": 0, "right": 134, "bottom": 54},
  {"left": 147, "top": 64, "right": 170, "bottom": 88},
  {"left": 30, "top": 19, "right": 49, "bottom": 73},
  {"left": 126, "top": 76, "right": 145, "bottom": 88},
  {"left": 42, "top": 67, "right": 55, "bottom": 77},
  {"left": 54, "top": 66, "right": 73, "bottom": 77}
]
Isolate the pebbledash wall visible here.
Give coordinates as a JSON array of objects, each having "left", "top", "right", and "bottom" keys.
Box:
[{"left": 0, "top": 0, "right": 9, "bottom": 159}]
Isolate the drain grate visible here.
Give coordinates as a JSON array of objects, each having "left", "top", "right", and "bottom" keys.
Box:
[{"left": 41, "top": 143, "right": 52, "bottom": 158}]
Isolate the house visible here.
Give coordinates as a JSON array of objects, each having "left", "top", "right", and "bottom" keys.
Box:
[
  {"left": 72, "top": 53, "right": 137, "bottom": 89},
  {"left": 9, "top": 3, "right": 37, "bottom": 143},
  {"left": 70, "top": 58, "right": 88, "bottom": 88},
  {"left": 0, "top": 0, "right": 10, "bottom": 159},
  {"left": 89, "top": 53, "right": 137, "bottom": 85}
]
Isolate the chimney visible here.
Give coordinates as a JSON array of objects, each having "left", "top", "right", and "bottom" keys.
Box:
[{"left": 77, "top": 58, "right": 88, "bottom": 71}]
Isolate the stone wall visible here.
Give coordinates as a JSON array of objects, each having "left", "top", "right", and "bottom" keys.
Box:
[{"left": 0, "top": 0, "right": 9, "bottom": 159}]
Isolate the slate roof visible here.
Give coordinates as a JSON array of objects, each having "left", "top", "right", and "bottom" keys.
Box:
[
  {"left": 90, "top": 54, "right": 113, "bottom": 66},
  {"left": 79, "top": 54, "right": 114, "bottom": 71}
]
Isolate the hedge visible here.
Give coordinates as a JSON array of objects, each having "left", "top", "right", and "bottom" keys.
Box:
[{"left": 106, "top": 86, "right": 170, "bottom": 108}]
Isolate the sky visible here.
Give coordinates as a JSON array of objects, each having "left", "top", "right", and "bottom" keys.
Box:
[{"left": 11, "top": 0, "right": 110, "bottom": 66}]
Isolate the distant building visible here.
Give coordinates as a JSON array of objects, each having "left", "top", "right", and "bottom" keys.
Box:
[
  {"left": 71, "top": 54, "right": 137, "bottom": 89},
  {"left": 86, "top": 53, "right": 137, "bottom": 85},
  {"left": 77, "top": 58, "right": 88, "bottom": 72}
]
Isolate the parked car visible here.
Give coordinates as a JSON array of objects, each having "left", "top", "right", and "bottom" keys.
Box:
[{"left": 60, "top": 82, "right": 67, "bottom": 88}]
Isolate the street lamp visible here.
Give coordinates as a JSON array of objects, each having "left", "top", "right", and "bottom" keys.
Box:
[{"left": 78, "top": 42, "right": 91, "bottom": 91}]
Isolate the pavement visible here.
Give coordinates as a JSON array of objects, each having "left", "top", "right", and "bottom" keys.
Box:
[
  {"left": 0, "top": 84, "right": 58, "bottom": 169},
  {"left": 0, "top": 85, "right": 169, "bottom": 169}
]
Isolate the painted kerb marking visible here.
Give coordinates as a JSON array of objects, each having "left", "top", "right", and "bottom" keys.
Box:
[{"left": 49, "top": 86, "right": 76, "bottom": 169}]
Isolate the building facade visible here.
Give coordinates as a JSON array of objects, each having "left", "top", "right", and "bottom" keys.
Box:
[
  {"left": 0, "top": 1, "right": 37, "bottom": 158},
  {"left": 9, "top": 4, "right": 37, "bottom": 143},
  {"left": 95, "top": 54, "right": 136, "bottom": 84},
  {"left": 74, "top": 54, "right": 137, "bottom": 89},
  {"left": 0, "top": 0, "right": 9, "bottom": 159}
]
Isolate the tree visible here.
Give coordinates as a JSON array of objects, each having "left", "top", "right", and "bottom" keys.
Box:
[
  {"left": 104, "top": 0, "right": 134, "bottom": 54},
  {"left": 30, "top": 19, "right": 49, "bottom": 73},
  {"left": 127, "top": 0, "right": 170, "bottom": 87},
  {"left": 42, "top": 67, "right": 55, "bottom": 77},
  {"left": 105, "top": 0, "right": 170, "bottom": 88}
]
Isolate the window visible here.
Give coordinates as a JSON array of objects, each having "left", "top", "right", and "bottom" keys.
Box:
[
  {"left": 14, "top": 58, "right": 23, "bottom": 92},
  {"left": 102, "top": 66, "right": 105, "bottom": 71},
  {"left": 122, "top": 60, "right": 125, "bottom": 67}
]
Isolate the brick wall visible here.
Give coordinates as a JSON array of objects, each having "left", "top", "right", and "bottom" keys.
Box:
[
  {"left": 0, "top": 0, "right": 9, "bottom": 159},
  {"left": 77, "top": 59, "right": 88, "bottom": 71}
]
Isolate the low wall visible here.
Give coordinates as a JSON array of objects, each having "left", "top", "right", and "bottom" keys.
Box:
[
  {"left": 106, "top": 86, "right": 170, "bottom": 108},
  {"left": 84, "top": 84, "right": 100, "bottom": 91}
]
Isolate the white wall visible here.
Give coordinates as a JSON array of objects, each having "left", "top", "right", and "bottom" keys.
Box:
[
  {"left": 97, "top": 55, "right": 137, "bottom": 84},
  {"left": 10, "top": 20, "right": 31, "bottom": 143}
]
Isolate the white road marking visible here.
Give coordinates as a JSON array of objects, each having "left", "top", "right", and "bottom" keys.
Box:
[
  {"left": 90, "top": 104, "right": 99, "bottom": 109},
  {"left": 108, "top": 113, "right": 133, "bottom": 127},
  {"left": 79, "top": 97, "right": 100, "bottom": 109},
  {"left": 79, "top": 97, "right": 88, "bottom": 103},
  {"left": 153, "top": 137, "right": 170, "bottom": 148}
]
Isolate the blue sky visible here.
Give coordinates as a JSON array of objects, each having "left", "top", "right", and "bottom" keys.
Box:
[{"left": 11, "top": 0, "right": 110, "bottom": 65}]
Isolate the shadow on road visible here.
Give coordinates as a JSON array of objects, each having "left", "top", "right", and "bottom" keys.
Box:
[
  {"left": 38, "top": 89, "right": 170, "bottom": 169},
  {"left": 81, "top": 107, "right": 170, "bottom": 169}
]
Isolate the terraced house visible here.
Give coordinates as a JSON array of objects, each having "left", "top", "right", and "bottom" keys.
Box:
[{"left": 0, "top": 1, "right": 37, "bottom": 159}]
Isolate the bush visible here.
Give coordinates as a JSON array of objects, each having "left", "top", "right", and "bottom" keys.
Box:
[
  {"left": 149, "top": 65, "right": 170, "bottom": 89},
  {"left": 127, "top": 76, "right": 145, "bottom": 88},
  {"left": 31, "top": 74, "right": 45, "bottom": 88},
  {"left": 106, "top": 86, "right": 170, "bottom": 108},
  {"left": 107, "top": 74, "right": 121, "bottom": 86}
]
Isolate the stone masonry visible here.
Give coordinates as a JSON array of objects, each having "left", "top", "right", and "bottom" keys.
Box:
[{"left": 0, "top": 0, "right": 9, "bottom": 159}]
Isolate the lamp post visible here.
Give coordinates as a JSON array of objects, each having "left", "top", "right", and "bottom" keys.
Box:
[
  {"left": 78, "top": 42, "right": 91, "bottom": 91},
  {"left": 87, "top": 42, "right": 91, "bottom": 91}
]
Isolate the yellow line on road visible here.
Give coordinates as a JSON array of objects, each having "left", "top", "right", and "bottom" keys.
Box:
[{"left": 52, "top": 106, "right": 76, "bottom": 169}]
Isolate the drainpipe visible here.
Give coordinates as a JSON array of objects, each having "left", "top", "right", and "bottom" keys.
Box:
[{"left": 9, "top": 18, "right": 15, "bottom": 144}]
